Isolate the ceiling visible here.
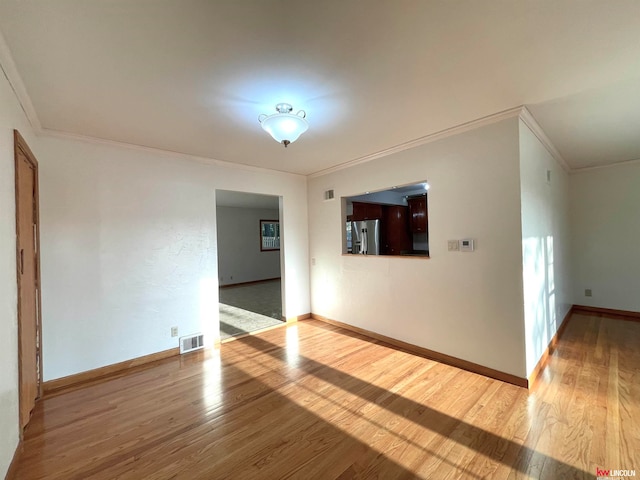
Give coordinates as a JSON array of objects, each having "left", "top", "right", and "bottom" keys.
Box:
[{"left": 0, "top": 1, "right": 639, "bottom": 175}]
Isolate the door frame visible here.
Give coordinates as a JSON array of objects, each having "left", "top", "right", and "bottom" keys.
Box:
[{"left": 14, "top": 129, "right": 43, "bottom": 431}]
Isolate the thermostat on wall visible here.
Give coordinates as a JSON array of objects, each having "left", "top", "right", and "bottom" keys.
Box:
[{"left": 459, "top": 239, "right": 475, "bottom": 252}]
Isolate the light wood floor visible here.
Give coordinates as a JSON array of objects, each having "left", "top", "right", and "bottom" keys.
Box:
[{"left": 10, "top": 313, "right": 640, "bottom": 479}]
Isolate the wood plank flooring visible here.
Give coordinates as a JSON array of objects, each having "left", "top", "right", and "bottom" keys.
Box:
[{"left": 9, "top": 312, "right": 640, "bottom": 479}]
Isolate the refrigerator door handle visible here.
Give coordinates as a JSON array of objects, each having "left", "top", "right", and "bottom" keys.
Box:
[{"left": 362, "top": 228, "right": 367, "bottom": 254}]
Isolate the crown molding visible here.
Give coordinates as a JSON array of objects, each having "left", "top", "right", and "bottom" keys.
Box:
[
  {"left": 308, "top": 106, "right": 526, "bottom": 179},
  {"left": 308, "top": 105, "right": 574, "bottom": 178},
  {"left": 38, "top": 128, "right": 306, "bottom": 178},
  {"left": 569, "top": 156, "right": 640, "bottom": 175},
  {"left": 518, "top": 106, "right": 571, "bottom": 173},
  {"left": 0, "top": 28, "right": 41, "bottom": 130}
]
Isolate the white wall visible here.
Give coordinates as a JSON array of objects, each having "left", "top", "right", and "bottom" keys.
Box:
[
  {"left": 0, "top": 60, "right": 40, "bottom": 477},
  {"left": 519, "top": 121, "right": 572, "bottom": 377},
  {"left": 570, "top": 162, "right": 640, "bottom": 312},
  {"left": 348, "top": 189, "right": 407, "bottom": 206},
  {"left": 308, "top": 118, "right": 528, "bottom": 378},
  {"left": 216, "top": 206, "right": 281, "bottom": 286},
  {"left": 37, "top": 134, "right": 309, "bottom": 381}
]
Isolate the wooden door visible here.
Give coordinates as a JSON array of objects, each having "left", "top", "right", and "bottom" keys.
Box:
[{"left": 14, "top": 130, "right": 42, "bottom": 431}]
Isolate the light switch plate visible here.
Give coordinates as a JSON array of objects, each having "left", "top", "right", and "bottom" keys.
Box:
[
  {"left": 460, "top": 239, "right": 475, "bottom": 252},
  {"left": 448, "top": 240, "right": 459, "bottom": 251}
]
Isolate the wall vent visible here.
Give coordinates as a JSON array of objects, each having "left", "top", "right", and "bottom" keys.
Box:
[
  {"left": 180, "top": 333, "right": 205, "bottom": 354},
  {"left": 324, "top": 189, "right": 335, "bottom": 201}
]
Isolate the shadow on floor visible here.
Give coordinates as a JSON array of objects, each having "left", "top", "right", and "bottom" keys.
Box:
[{"left": 230, "top": 322, "right": 593, "bottom": 479}]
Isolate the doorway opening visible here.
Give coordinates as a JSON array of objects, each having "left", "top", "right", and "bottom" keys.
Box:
[{"left": 215, "top": 190, "right": 284, "bottom": 341}]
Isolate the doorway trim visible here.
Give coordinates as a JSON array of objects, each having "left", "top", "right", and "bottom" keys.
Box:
[{"left": 14, "top": 129, "right": 43, "bottom": 432}]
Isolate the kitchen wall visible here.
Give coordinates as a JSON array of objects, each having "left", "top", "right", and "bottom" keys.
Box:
[
  {"left": 37, "top": 134, "right": 309, "bottom": 381},
  {"left": 519, "top": 120, "right": 572, "bottom": 377},
  {"left": 0, "top": 52, "right": 41, "bottom": 477},
  {"left": 308, "top": 118, "right": 527, "bottom": 378},
  {"left": 216, "top": 206, "right": 281, "bottom": 286},
  {"left": 570, "top": 161, "right": 640, "bottom": 312}
]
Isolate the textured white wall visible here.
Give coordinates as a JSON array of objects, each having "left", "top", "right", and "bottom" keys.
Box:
[
  {"left": 570, "top": 162, "right": 640, "bottom": 312},
  {"left": 216, "top": 206, "right": 281, "bottom": 286},
  {"left": 0, "top": 60, "right": 40, "bottom": 477},
  {"left": 308, "top": 118, "right": 527, "bottom": 378},
  {"left": 519, "top": 121, "right": 572, "bottom": 376},
  {"left": 37, "top": 134, "right": 309, "bottom": 381}
]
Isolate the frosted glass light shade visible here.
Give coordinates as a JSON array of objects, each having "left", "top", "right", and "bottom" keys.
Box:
[{"left": 259, "top": 103, "right": 308, "bottom": 147}]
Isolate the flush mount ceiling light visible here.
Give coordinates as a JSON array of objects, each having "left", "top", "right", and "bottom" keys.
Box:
[{"left": 258, "top": 103, "right": 308, "bottom": 147}]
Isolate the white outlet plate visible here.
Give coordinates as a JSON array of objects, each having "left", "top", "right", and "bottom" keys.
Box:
[
  {"left": 448, "top": 240, "right": 459, "bottom": 251},
  {"left": 171, "top": 326, "right": 178, "bottom": 337}
]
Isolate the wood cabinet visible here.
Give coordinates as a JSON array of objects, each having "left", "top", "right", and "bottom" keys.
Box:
[
  {"left": 382, "top": 205, "right": 412, "bottom": 255},
  {"left": 352, "top": 202, "right": 383, "bottom": 221},
  {"left": 408, "top": 195, "right": 427, "bottom": 233}
]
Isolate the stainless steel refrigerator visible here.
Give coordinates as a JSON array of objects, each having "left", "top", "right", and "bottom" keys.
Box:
[{"left": 351, "top": 219, "right": 380, "bottom": 255}]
